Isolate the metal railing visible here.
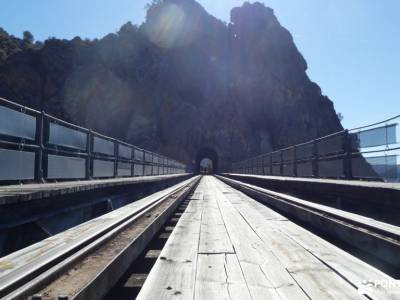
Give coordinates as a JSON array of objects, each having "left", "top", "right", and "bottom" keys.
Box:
[
  {"left": 0, "top": 97, "right": 187, "bottom": 184},
  {"left": 230, "top": 115, "right": 400, "bottom": 182}
]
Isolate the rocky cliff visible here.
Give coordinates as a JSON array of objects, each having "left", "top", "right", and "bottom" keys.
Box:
[{"left": 0, "top": 0, "right": 342, "bottom": 169}]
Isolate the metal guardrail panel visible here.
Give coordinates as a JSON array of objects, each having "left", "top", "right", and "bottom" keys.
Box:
[
  {"left": 47, "top": 155, "right": 86, "bottom": 179},
  {"left": 134, "top": 149, "right": 144, "bottom": 161},
  {"left": 153, "top": 155, "right": 159, "bottom": 164},
  {"left": 145, "top": 152, "right": 153, "bottom": 163},
  {"left": 49, "top": 123, "right": 87, "bottom": 150},
  {"left": 272, "top": 165, "right": 281, "bottom": 175},
  {"left": 134, "top": 164, "right": 144, "bottom": 176},
  {"left": 263, "top": 154, "right": 271, "bottom": 166},
  {"left": 264, "top": 165, "right": 271, "bottom": 175},
  {"left": 0, "top": 149, "right": 35, "bottom": 180},
  {"left": 160, "top": 167, "right": 165, "bottom": 175},
  {"left": 144, "top": 165, "right": 152, "bottom": 176},
  {"left": 297, "top": 161, "right": 313, "bottom": 177},
  {"left": 317, "top": 133, "right": 344, "bottom": 156},
  {"left": 352, "top": 124, "right": 397, "bottom": 149},
  {"left": 283, "top": 163, "right": 294, "bottom": 176},
  {"left": 282, "top": 148, "right": 294, "bottom": 162},
  {"left": 0, "top": 106, "right": 36, "bottom": 140},
  {"left": 296, "top": 143, "right": 314, "bottom": 160},
  {"left": 318, "top": 159, "right": 344, "bottom": 178},
  {"left": 118, "top": 144, "right": 132, "bottom": 159},
  {"left": 93, "top": 160, "right": 114, "bottom": 178},
  {"left": 271, "top": 152, "right": 281, "bottom": 163},
  {"left": 152, "top": 165, "right": 159, "bottom": 176},
  {"left": 353, "top": 154, "right": 398, "bottom": 180},
  {"left": 93, "top": 136, "right": 115, "bottom": 156},
  {"left": 366, "top": 155, "right": 398, "bottom": 179},
  {"left": 117, "top": 162, "right": 132, "bottom": 177}
]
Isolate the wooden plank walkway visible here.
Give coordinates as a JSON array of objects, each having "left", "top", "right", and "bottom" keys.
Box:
[{"left": 137, "top": 176, "right": 399, "bottom": 300}]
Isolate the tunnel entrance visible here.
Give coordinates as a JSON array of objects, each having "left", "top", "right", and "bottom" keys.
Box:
[
  {"left": 200, "top": 158, "right": 214, "bottom": 174},
  {"left": 195, "top": 148, "right": 218, "bottom": 174}
]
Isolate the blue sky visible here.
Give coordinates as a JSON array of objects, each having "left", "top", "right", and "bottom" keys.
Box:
[{"left": 0, "top": 0, "right": 399, "bottom": 129}]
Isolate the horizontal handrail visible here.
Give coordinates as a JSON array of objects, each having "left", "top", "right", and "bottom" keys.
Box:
[
  {"left": 45, "top": 113, "right": 90, "bottom": 133},
  {"left": 350, "top": 115, "right": 400, "bottom": 132},
  {"left": 0, "top": 97, "right": 41, "bottom": 115}
]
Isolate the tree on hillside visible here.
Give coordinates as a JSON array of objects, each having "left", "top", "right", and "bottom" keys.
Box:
[
  {"left": 118, "top": 22, "right": 138, "bottom": 36},
  {"left": 337, "top": 112, "right": 344, "bottom": 122},
  {"left": 23, "top": 30, "right": 34, "bottom": 44}
]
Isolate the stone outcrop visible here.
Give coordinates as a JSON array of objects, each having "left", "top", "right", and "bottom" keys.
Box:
[{"left": 0, "top": 0, "right": 342, "bottom": 169}]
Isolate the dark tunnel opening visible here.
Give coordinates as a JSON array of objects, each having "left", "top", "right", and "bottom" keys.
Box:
[{"left": 195, "top": 148, "right": 219, "bottom": 174}]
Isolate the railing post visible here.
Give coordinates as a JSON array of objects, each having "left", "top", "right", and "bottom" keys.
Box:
[
  {"left": 142, "top": 150, "right": 146, "bottom": 176},
  {"left": 262, "top": 156, "right": 265, "bottom": 175},
  {"left": 35, "top": 111, "right": 45, "bottom": 183},
  {"left": 312, "top": 140, "right": 319, "bottom": 177},
  {"left": 131, "top": 147, "right": 135, "bottom": 177},
  {"left": 114, "top": 142, "right": 118, "bottom": 178},
  {"left": 279, "top": 150, "right": 283, "bottom": 176},
  {"left": 86, "top": 130, "right": 92, "bottom": 180},
  {"left": 269, "top": 155, "right": 273, "bottom": 175},
  {"left": 293, "top": 146, "right": 298, "bottom": 177},
  {"left": 151, "top": 152, "right": 156, "bottom": 176},
  {"left": 343, "top": 130, "right": 353, "bottom": 180},
  {"left": 150, "top": 152, "right": 153, "bottom": 176}
]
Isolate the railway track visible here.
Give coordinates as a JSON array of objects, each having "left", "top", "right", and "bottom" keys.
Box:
[
  {"left": 1, "top": 175, "right": 399, "bottom": 299},
  {"left": 0, "top": 176, "right": 200, "bottom": 300}
]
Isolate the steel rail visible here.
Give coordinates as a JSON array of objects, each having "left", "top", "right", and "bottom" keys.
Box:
[{"left": 0, "top": 176, "right": 199, "bottom": 299}]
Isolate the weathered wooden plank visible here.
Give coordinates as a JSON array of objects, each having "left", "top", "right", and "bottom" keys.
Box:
[
  {"left": 209, "top": 177, "right": 308, "bottom": 300},
  {"left": 198, "top": 205, "right": 235, "bottom": 254},
  {"left": 218, "top": 176, "right": 400, "bottom": 271},
  {"left": 276, "top": 219, "right": 400, "bottom": 299},
  {"left": 188, "top": 189, "right": 204, "bottom": 200},
  {"left": 228, "top": 187, "right": 287, "bottom": 221},
  {"left": 230, "top": 180, "right": 399, "bottom": 299},
  {"left": 228, "top": 197, "right": 363, "bottom": 299},
  {"left": 198, "top": 179, "right": 234, "bottom": 254},
  {"left": 195, "top": 254, "right": 252, "bottom": 300},
  {"left": 137, "top": 195, "right": 203, "bottom": 299},
  {"left": 222, "top": 176, "right": 400, "bottom": 236}
]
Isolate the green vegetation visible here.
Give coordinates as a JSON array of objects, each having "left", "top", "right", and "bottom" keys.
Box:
[{"left": 0, "top": 28, "right": 42, "bottom": 64}]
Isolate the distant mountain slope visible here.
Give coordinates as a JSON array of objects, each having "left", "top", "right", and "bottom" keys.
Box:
[{"left": 0, "top": 0, "right": 342, "bottom": 167}]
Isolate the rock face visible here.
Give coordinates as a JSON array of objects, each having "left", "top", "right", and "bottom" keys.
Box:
[{"left": 0, "top": 0, "right": 342, "bottom": 170}]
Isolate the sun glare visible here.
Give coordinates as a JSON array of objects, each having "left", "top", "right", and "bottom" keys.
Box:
[{"left": 145, "top": 3, "right": 199, "bottom": 48}]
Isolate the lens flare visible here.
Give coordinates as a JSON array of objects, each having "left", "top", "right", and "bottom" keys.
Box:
[{"left": 145, "top": 3, "right": 199, "bottom": 49}]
